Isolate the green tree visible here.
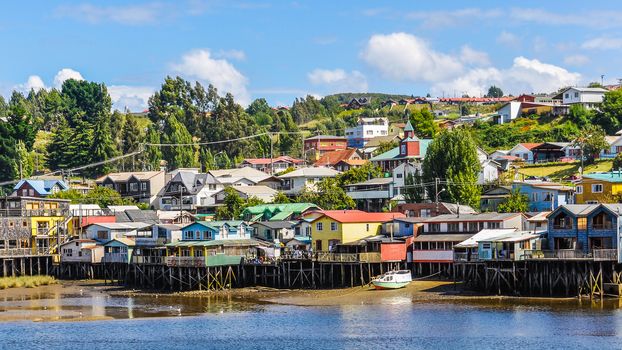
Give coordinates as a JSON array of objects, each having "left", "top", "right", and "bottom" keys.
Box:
[
  {"left": 199, "top": 148, "right": 216, "bottom": 172},
  {"left": 572, "top": 125, "right": 609, "bottom": 165},
  {"left": 403, "top": 170, "right": 425, "bottom": 203},
  {"left": 296, "top": 178, "right": 355, "bottom": 210},
  {"left": 422, "top": 129, "right": 481, "bottom": 208},
  {"left": 161, "top": 111, "right": 196, "bottom": 169},
  {"left": 336, "top": 162, "right": 384, "bottom": 186},
  {"left": 46, "top": 118, "right": 73, "bottom": 170},
  {"left": 497, "top": 188, "right": 529, "bottom": 213},
  {"left": 14, "top": 140, "right": 34, "bottom": 178},
  {"left": 90, "top": 116, "right": 118, "bottom": 176},
  {"left": 568, "top": 104, "right": 593, "bottom": 128},
  {"left": 613, "top": 153, "right": 622, "bottom": 170},
  {"left": 215, "top": 187, "right": 265, "bottom": 220},
  {"left": 486, "top": 85, "right": 504, "bottom": 98},
  {"left": 410, "top": 108, "right": 438, "bottom": 138},
  {"left": 598, "top": 89, "right": 622, "bottom": 133},
  {"left": 144, "top": 125, "right": 163, "bottom": 170},
  {"left": 374, "top": 140, "right": 398, "bottom": 156},
  {"left": 271, "top": 191, "right": 291, "bottom": 204},
  {"left": 0, "top": 122, "right": 17, "bottom": 181}
]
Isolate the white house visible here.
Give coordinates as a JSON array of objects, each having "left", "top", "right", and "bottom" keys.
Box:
[
  {"left": 345, "top": 117, "right": 389, "bottom": 148},
  {"left": 392, "top": 162, "right": 420, "bottom": 198},
  {"left": 83, "top": 222, "right": 152, "bottom": 241},
  {"left": 478, "top": 159, "right": 501, "bottom": 185},
  {"left": 278, "top": 167, "right": 341, "bottom": 196},
  {"left": 60, "top": 239, "right": 104, "bottom": 263},
  {"left": 508, "top": 143, "right": 541, "bottom": 163},
  {"left": 558, "top": 87, "right": 607, "bottom": 110},
  {"left": 495, "top": 101, "right": 522, "bottom": 124}
]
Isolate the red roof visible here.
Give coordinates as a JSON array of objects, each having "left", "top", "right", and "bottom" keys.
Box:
[
  {"left": 314, "top": 149, "right": 358, "bottom": 166},
  {"left": 519, "top": 143, "right": 543, "bottom": 150},
  {"left": 315, "top": 210, "right": 405, "bottom": 223}
]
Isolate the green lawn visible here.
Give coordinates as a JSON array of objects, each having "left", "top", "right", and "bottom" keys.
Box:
[{"left": 518, "top": 159, "right": 613, "bottom": 181}]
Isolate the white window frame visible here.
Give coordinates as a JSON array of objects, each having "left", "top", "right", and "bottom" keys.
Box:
[
  {"left": 316, "top": 222, "right": 323, "bottom": 231},
  {"left": 592, "top": 184, "right": 603, "bottom": 193},
  {"left": 576, "top": 185, "right": 583, "bottom": 194},
  {"left": 330, "top": 222, "right": 337, "bottom": 231}
]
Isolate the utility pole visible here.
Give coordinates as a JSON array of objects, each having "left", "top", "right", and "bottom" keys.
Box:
[
  {"left": 435, "top": 177, "right": 439, "bottom": 214},
  {"left": 269, "top": 132, "right": 274, "bottom": 175}
]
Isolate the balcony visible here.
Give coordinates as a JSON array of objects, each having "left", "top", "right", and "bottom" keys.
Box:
[
  {"left": 166, "top": 256, "right": 206, "bottom": 267},
  {"left": 314, "top": 252, "right": 359, "bottom": 263},
  {"left": 593, "top": 249, "right": 618, "bottom": 261},
  {"left": 522, "top": 249, "right": 618, "bottom": 261},
  {"left": 453, "top": 252, "right": 479, "bottom": 262},
  {"left": 358, "top": 252, "right": 382, "bottom": 263},
  {"left": 0, "top": 248, "right": 51, "bottom": 257},
  {"left": 131, "top": 255, "right": 166, "bottom": 265},
  {"left": 0, "top": 209, "right": 68, "bottom": 217}
]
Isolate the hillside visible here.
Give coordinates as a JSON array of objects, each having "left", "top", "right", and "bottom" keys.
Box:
[{"left": 517, "top": 159, "right": 613, "bottom": 182}]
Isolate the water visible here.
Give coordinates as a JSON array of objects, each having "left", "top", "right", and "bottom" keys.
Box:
[{"left": 1, "top": 297, "right": 622, "bottom": 349}]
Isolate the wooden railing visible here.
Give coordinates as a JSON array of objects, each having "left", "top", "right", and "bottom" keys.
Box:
[
  {"left": 0, "top": 248, "right": 51, "bottom": 257},
  {"left": 132, "top": 255, "right": 166, "bottom": 265},
  {"left": 593, "top": 249, "right": 618, "bottom": 261},
  {"left": 280, "top": 251, "right": 313, "bottom": 260},
  {"left": 359, "top": 252, "right": 382, "bottom": 263},
  {"left": 166, "top": 256, "right": 206, "bottom": 267},
  {"left": 453, "top": 252, "right": 479, "bottom": 262},
  {"left": 314, "top": 252, "right": 359, "bottom": 263}
]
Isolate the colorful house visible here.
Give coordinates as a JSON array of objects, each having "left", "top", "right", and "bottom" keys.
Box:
[
  {"left": 303, "top": 135, "right": 348, "bottom": 161},
  {"left": 309, "top": 210, "right": 405, "bottom": 251},
  {"left": 512, "top": 180, "right": 574, "bottom": 211},
  {"left": 102, "top": 238, "right": 135, "bottom": 263},
  {"left": 546, "top": 204, "right": 622, "bottom": 256},
  {"left": 369, "top": 121, "right": 432, "bottom": 172},
  {"left": 12, "top": 179, "right": 68, "bottom": 198},
  {"left": 575, "top": 172, "right": 622, "bottom": 204},
  {"left": 181, "top": 221, "right": 252, "bottom": 241}
]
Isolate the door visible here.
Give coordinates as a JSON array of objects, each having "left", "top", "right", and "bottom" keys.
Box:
[{"left": 315, "top": 240, "right": 322, "bottom": 251}]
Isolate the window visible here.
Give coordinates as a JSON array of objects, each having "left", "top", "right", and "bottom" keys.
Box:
[
  {"left": 532, "top": 193, "right": 539, "bottom": 202},
  {"left": 574, "top": 92, "right": 579, "bottom": 98},
  {"left": 576, "top": 185, "right": 583, "bottom": 194},
  {"left": 331, "top": 222, "right": 337, "bottom": 231},
  {"left": 565, "top": 93, "right": 569, "bottom": 98},
  {"left": 366, "top": 224, "right": 370, "bottom": 231},
  {"left": 130, "top": 183, "right": 138, "bottom": 192},
  {"left": 97, "top": 231, "right": 107, "bottom": 240},
  {"left": 141, "top": 182, "right": 147, "bottom": 191},
  {"left": 420, "top": 209, "right": 431, "bottom": 217},
  {"left": 578, "top": 217, "right": 587, "bottom": 230},
  {"left": 401, "top": 145, "right": 406, "bottom": 154},
  {"left": 468, "top": 222, "right": 479, "bottom": 232},
  {"left": 428, "top": 223, "right": 441, "bottom": 232},
  {"left": 316, "top": 222, "right": 323, "bottom": 231},
  {"left": 396, "top": 173, "right": 403, "bottom": 178},
  {"left": 63, "top": 248, "right": 72, "bottom": 257},
  {"left": 543, "top": 192, "right": 552, "bottom": 202},
  {"left": 184, "top": 231, "right": 193, "bottom": 240},
  {"left": 592, "top": 184, "right": 603, "bottom": 193},
  {"left": 489, "top": 222, "right": 500, "bottom": 229},
  {"left": 447, "top": 223, "right": 459, "bottom": 232}
]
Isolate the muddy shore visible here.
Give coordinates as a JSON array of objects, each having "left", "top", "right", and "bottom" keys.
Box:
[{"left": 0, "top": 280, "right": 615, "bottom": 322}]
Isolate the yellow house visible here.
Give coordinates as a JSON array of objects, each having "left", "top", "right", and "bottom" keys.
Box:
[
  {"left": 309, "top": 210, "right": 405, "bottom": 251},
  {"left": 575, "top": 172, "right": 622, "bottom": 204}
]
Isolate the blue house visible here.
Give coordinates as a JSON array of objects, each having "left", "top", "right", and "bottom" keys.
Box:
[
  {"left": 181, "top": 221, "right": 252, "bottom": 241},
  {"left": 513, "top": 181, "right": 574, "bottom": 212},
  {"left": 546, "top": 204, "right": 622, "bottom": 254},
  {"left": 12, "top": 179, "right": 68, "bottom": 198},
  {"left": 388, "top": 217, "right": 425, "bottom": 237}
]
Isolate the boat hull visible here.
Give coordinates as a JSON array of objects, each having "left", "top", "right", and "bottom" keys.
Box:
[{"left": 372, "top": 281, "right": 410, "bottom": 290}]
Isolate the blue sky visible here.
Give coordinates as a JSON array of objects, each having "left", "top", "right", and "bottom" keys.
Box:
[{"left": 1, "top": 0, "right": 622, "bottom": 110}]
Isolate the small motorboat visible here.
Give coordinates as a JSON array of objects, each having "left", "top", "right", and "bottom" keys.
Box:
[{"left": 371, "top": 270, "right": 412, "bottom": 290}]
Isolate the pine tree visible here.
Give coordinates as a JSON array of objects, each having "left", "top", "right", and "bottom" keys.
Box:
[
  {"left": 47, "top": 119, "right": 73, "bottom": 170},
  {"left": 162, "top": 111, "right": 195, "bottom": 169},
  {"left": 14, "top": 140, "right": 34, "bottom": 178},
  {"left": 90, "top": 116, "right": 118, "bottom": 176},
  {"left": 145, "top": 125, "right": 163, "bottom": 170}
]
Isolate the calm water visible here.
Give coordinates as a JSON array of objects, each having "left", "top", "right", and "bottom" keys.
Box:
[{"left": 2, "top": 298, "right": 622, "bottom": 350}]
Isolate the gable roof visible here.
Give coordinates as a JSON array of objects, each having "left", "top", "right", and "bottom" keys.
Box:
[
  {"left": 96, "top": 171, "right": 163, "bottom": 183},
  {"left": 229, "top": 185, "right": 278, "bottom": 197},
  {"left": 115, "top": 210, "right": 159, "bottom": 224},
  {"left": 403, "top": 120, "right": 414, "bottom": 132},
  {"left": 421, "top": 212, "right": 521, "bottom": 223},
  {"left": 369, "top": 139, "right": 433, "bottom": 161},
  {"left": 304, "top": 135, "right": 346, "bottom": 141},
  {"left": 209, "top": 167, "right": 279, "bottom": 184},
  {"left": 13, "top": 179, "right": 68, "bottom": 195},
  {"left": 278, "top": 167, "right": 341, "bottom": 178},
  {"left": 313, "top": 210, "right": 405, "bottom": 223},
  {"left": 514, "top": 143, "right": 542, "bottom": 151},
  {"left": 242, "top": 156, "right": 305, "bottom": 166},
  {"left": 252, "top": 221, "right": 297, "bottom": 229},
  {"left": 314, "top": 149, "right": 360, "bottom": 166}
]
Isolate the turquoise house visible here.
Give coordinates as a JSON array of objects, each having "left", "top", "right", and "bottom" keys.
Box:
[
  {"left": 102, "top": 238, "right": 135, "bottom": 263},
  {"left": 181, "top": 221, "right": 252, "bottom": 241}
]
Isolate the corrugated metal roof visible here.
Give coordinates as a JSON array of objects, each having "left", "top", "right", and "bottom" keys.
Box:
[{"left": 414, "top": 233, "right": 474, "bottom": 242}]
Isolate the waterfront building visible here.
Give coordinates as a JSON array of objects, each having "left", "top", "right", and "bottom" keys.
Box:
[
  {"left": 575, "top": 172, "right": 622, "bottom": 204},
  {"left": 102, "top": 238, "right": 135, "bottom": 264},
  {"left": 309, "top": 210, "right": 405, "bottom": 252},
  {"left": 82, "top": 222, "right": 152, "bottom": 242},
  {"left": 546, "top": 204, "right": 622, "bottom": 255},
  {"left": 453, "top": 229, "right": 542, "bottom": 262},
  {"left": 181, "top": 221, "right": 252, "bottom": 241},
  {"left": 60, "top": 239, "right": 103, "bottom": 263},
  {"left": 0, "top": 196, "right": 71, "bottom": 255},
  {"left": 344, "top": 177, "right": 394, "bottom": 212},
  {"left": 393, "top": 202, "right": 477, "bottom": 218},
  {"left": 11, "top": 179, "right": 68, "bottom": 198},
  {"left": 251, "top": 221, "right": 298, "bottom": 242}
]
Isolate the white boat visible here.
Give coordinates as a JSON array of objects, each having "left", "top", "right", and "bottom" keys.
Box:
[{"left": 371, "top": 270, "right": 412, "bottom": 290}]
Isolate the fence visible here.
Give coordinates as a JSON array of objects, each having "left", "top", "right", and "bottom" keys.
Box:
[
  {"left": 102, "top": 253, "right": 128, "bottom": 263},
  {"left": 166, "top": 256, "right": 206, "bottom": 267},
  {"left": 315, "top": 252, "right": 359, "bottom": 263}
]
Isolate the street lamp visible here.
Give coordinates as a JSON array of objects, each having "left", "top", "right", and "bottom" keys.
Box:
[{"left": 435, "top": 188, "right": 446, "bottom": 214}]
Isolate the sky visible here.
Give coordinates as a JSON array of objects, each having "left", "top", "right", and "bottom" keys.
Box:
[{"left": 1, "top": 0, "right": 622, "bottom": 111}]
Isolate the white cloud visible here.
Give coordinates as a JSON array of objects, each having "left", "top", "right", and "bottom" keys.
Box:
[
  {"left": 55, "top": 3, "right": 164, "bottom": 25},
  {"left": 497, "top": 31, "right": 520, "bottom": 46},
  {"left": 460, "top": 46, "right": 490, "bottom": 66},
  {"left": 582, "top": 37, "right": 622, "bottom": 50},
  {"left": 53, "top": 68, "right": 84, "bottom": 89},
  {"left": 108, "top": 85, "right": 155, "bottom": 112},
  {"left": 171, "top": 49, "right": 250, "bottom": 105},
  {"left": 15, "top": 75, "right": 47, "bottom": 93},
  {"left": 307, "top": 69, "right": 368, "bottom": 93},
  {"left": 432, "top": 57, "right": 580, "bottom": 97},
  {"left": 361, "top": 33, "right": 463, "bottom": 82},
  {"left": 563, "top": 54, "right": 590, "bottom": 66}
]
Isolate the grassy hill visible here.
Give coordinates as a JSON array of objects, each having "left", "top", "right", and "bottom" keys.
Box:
[{"left": 517, "top": 159, "right": 613, "bottom": 181}]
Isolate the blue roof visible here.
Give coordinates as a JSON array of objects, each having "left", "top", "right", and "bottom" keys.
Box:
[
  {"left": 14, "top": 179, "right": 68, "bottom": 195},
  {"left": 583, "top": 172, "right": 622, "bottom": 183}
]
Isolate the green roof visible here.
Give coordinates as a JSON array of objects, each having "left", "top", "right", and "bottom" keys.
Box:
[
  {"left": 241, "top": 203, "right": 320, "bottom": 221},
  {"left": 190, "top": 220, "right": 246, "bottom": 230},
  {"left": 583, "top": 172, "right": 622, "bottom": 183},
  {"left": 404, "top": 120, "right": 414, "bottom": 132},
  {"left": 369, "top": 139, "right": 432, "bottom": 161}
]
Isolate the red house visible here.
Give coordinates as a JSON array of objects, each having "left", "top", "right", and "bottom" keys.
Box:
[{"left": 304, "top": 135, "right": 348, "bottom": 161}]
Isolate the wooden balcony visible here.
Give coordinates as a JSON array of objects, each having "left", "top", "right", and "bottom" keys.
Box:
[
  {"left": 523, "top": 249, "right": 618, "bottom": 261},
  {"left": 166, "top": 256, "right": 206, "bottom": 267},
  {"left": 102, "top": 253, "right": 128, "bottom": 263},
  {"left": 315, "top": 252, "right": 359, "bottom": 263}
]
